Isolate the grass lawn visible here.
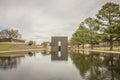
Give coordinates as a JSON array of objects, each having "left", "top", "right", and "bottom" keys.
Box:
[
  {"left": 0, "top": 43, "right": 46, "bottom": 52},
  {"left": 0, "top": 44, "right": 11, "bottom": 51}
]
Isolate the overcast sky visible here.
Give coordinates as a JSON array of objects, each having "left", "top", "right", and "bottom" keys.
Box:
[{"left": 0, "top": 0, "right": 119, "bottom": 43}]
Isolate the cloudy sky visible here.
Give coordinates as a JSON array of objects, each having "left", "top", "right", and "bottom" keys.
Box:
[{"left": 0, "top": 0, "right": 119, "bottom": 43}]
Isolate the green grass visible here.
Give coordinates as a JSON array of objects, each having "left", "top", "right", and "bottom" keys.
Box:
[
  {"left": 0, "top": 43, "right": 45, "bottom": 51},
  {"left": 0, "top": 44, "right": 11, "bottom": 51}
]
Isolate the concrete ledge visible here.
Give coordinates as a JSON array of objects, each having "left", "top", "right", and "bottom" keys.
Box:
[
  {"left": 73, "top": 49, "right": 120, "bottom": 54},
  {"left": 0, "top": 49, "right": 44, "bottom": 53}
]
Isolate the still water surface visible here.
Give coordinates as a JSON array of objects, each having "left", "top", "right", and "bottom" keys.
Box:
[{"left": 0, "top": 51, "right": 120, "bottom": 80}]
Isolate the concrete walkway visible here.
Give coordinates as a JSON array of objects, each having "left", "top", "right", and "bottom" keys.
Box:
[
  {"left": 74, "top": 49, "right": 120, "bottom": 54},
  {"left": 0, "top": 49, "right": 43, "bottom": 53},
  {"left": 1, "top": 49, "right": 120, "bottom": 54},
  {"left": 88, "top": 50, "right": 120, "bottom": 54}
]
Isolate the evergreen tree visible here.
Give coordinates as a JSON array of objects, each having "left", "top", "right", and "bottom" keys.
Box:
[
  {"left": 71, "top": 22, "right": 90, "bottom": 49},
  {"left": 85, "top": 17, "right": 100, "bottom": 49},
  {"left": 96, "top": 2, "right": 120, "bottom": 50}
]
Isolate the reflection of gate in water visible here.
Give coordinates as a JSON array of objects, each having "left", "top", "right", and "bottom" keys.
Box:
[{"left": 51, "top": 36, "right": 68, "bottom": 61}]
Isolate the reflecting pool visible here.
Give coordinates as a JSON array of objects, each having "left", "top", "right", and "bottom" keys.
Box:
[{"left": 0, "top": 51, "right": 120, "bottom": 80}]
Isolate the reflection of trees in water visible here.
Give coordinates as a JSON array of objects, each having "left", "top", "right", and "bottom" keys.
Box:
[
  {"left": 41, "top": 50, "right": 50, "bottom": 56},
  {"left": 103, "top": 54, "right": 120, "bottom": 80},
  {"left": 70, "top": 53, "right": 90, "bottom": 78},
  {"left": 0, "top": 52, "right": 27, "bottom": 70},
  {"left": 28, "top": 52, "right": 36, "bottom": 57},
  {"left": 70, "top": 52, "right": 120, "bottom": 80},
  {"left": 0, "top": 51, "right": 38, "bottom": 70},
  {"left": 0, "top": 57, "right": 22, "bottom": 70}
]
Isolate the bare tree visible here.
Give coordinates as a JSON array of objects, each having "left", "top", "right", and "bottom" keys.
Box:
[{"left": 0, "top": 29, "right": 21, "bottom": 42}]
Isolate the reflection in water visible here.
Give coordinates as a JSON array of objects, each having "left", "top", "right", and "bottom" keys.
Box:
[
  {"left": 0, "top": 57, "right": 21, "bottom": 70},
  {"left": 41, "top": 50, "right": 50, "bottom": 56},
  {"left": 70, "top": 51, "right": 120, "bottom": 80},
  {"left": 28, "top": 52, "right": 35, "bottom": 57},
  {"left": 51, "top": 51, "right": 68, "bottom": 61},
  {"left": 0, "top": 53, "right": 25, "bottom": 70},
  {"left": 0, "top": 52, "right": 30, "bottom": 70},
  {"left": 0, "top": 51, "right": 120, "bottom": 80},
  {"left": 0, "top": 51, "right": 82, "bottom": 80},
  {"left": 0, "top": 51, "right": 49, "bottom": 70}
]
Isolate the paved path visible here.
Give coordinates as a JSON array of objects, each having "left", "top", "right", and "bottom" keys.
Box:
[
  {"left": 88, "top": 50, "right": 120, "bottom": 54},
  {"left": 0, "top": 49, "right": 43, "bottom": 53},
  {"left": 74, "top": 49, "right": 120, "bottom": 54}
]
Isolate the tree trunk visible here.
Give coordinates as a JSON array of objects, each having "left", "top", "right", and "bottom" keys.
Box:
[
  {"left": 91, "top": 44, "right": 93, "bottom": 50},
  {"left": 82, "top": 43, "right": 85, "bottom": 49},
  {"left": 110, "top": 35, "right": 113, "bottom": 51},
  {"left": 77, "top": 45, "right": 79, "bottom": 50},
  {"left": 8, "top": 38, "right": 12, "bottom": 42}
]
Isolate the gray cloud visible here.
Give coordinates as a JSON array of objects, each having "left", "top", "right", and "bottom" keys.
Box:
[{"left": 0, "top": 0, "right": 119, "bottom": 43}]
